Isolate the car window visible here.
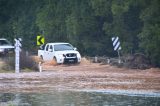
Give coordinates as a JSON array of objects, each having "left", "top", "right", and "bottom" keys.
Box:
[
  {"left": 46, "top": 45, "right": 49, "bottom": 51},
  {"left": 49, "top": 45, "right": 53, "bottom": 50},
  {"left": 54, "top": 44, "right": 74, "bottom": 51},
  {"left": 0, "top": 40, "right": 10, "bottom": 45}
]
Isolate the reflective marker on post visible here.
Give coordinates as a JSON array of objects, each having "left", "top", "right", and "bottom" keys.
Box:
[
  {"left": 111, "top": 37, "right": 121, "bottom": 51},
  {"left": 111, "top": 36, "right": 122, "bottom": 63}
]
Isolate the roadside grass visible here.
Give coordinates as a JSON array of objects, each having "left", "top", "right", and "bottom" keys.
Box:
[
  {"left": 0, "top": 51, "right": 39, "bottom": 73},
  {"left": 0, "top": 69, "right": 14, "bottom": 73}
]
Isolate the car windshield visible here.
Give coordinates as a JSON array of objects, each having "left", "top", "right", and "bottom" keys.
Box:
[
  {"left": 54, "top": 44, "right": 74, "bottom": 51},
  {"left": 0, "top": 40, "right": 10, "bottom": 45}
]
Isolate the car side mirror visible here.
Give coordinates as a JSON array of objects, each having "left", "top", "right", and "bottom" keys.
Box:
[{"left": 74, "top": 47, "right": 77, "bottom": 51}]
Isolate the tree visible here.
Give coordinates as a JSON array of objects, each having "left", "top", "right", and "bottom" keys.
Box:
[{"left": 139, "top": 0, "right": 160, "bottom": 66}]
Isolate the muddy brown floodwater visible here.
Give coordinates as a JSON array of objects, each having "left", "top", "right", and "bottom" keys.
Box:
[{"left": 0, "top": 58, "right": 160, "bottom": 95}]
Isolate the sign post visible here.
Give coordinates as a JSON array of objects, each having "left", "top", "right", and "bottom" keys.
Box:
[
  {"left": 117, "top": 50, "right": 121, "bottom": 63},
  {"left": 14, "top": 38, "right": 22, "bottom": 73},
  {"left": 111, "top": 36, "right": 122, "bottom": 63}
]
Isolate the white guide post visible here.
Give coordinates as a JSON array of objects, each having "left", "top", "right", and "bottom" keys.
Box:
[{"left": 14, "top": 38, "right": 22, "bottom": 73}]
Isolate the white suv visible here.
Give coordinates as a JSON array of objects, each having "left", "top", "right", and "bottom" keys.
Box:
[
  {"left": 0, "top": 38, "right": 14, "bottom": 55},
  {"left": 38, "top": 43, "right": 81, "bottom": 64}
]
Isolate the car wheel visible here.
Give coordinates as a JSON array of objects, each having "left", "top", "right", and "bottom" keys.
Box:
[
  {"left": 40, "top": 55, "right": 43, "bottom": 61},
  {"left": 53, "top": 57, "right": 57, "bottom": 65}
]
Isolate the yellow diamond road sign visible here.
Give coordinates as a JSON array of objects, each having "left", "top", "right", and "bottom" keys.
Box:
[{"left": 37, "top": 35, "right": 45, "bottom": 45}]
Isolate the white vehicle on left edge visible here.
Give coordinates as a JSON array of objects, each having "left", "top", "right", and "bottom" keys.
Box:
[
  {"left": 38, "top": 43, "right": 81, "bottom": 64},
  {"left": 0, "top": 38, "right": 14, "bottom": 55}
]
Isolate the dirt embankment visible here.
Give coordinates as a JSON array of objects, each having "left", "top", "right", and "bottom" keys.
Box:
[{"left": 0, "top": 57, "right": 160, "bottom": 93}]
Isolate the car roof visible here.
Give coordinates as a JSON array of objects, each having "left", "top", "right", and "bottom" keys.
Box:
[
  {"left": 47, "top": 42, "right": 70, "bottom": 45},
  {"left": 0, "top": 38, "right": 7, "bottom": 40}
]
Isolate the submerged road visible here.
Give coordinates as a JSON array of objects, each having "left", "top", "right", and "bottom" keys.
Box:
[{"left": 0, "top": 61, "right": 160, "bottom": 95}]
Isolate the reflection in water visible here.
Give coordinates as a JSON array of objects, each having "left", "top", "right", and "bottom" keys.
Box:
[{"left": 0, "top": 91, "right": 160, "bottom": 106}]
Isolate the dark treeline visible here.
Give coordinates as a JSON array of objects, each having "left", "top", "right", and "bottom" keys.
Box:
[{"left": 0, "top": 0, "right": 160, "bottom": 66}]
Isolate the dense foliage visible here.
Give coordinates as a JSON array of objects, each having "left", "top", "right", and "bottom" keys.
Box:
[{"left": 0, "top": 0, "right": 160, "bottom": 66}]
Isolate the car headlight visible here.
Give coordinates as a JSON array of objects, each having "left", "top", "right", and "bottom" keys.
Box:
[
  {"left": 77, "top": 53, "right": 81, "bottom": 58},
  {"left": 63, "top": 54, "right": 66, "bottom": 57}
]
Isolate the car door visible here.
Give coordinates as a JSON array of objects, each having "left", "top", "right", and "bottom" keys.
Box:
[
  {"left": 44, "top": 44, "right": 49, "bottom": 60},
  {"left": 47, "top": 45, "right": 54, "bottom": 61}
]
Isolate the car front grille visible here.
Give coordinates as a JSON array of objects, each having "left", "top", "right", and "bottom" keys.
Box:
[{"left": 66, "top": 53, "right": 77, "bottom": 57}]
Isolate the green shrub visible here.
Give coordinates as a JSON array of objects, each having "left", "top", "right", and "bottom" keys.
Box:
[{"left": 2, "top": 51, "right": 38, "bottom": 72}]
